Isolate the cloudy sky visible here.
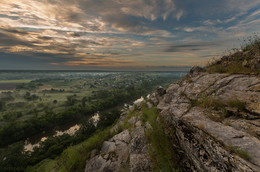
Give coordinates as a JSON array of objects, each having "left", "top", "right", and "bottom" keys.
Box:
[{"left": 0, "top": 0, "right": 260, "bottom": 70}]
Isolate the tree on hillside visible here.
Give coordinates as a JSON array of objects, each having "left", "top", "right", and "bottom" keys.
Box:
[
  {"left": 81, "top": 97, "right": 87, "bottom": 107},
  {"left": 66, "top": 95, "right": 77, "bottom": 106},
  {"left": 0, "top": 100, "right": 5, "bottom": 111}
]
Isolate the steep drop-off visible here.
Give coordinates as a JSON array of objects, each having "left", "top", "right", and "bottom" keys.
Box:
[{"left": 84, "top": 54, "right": 260, "bottom": 171}]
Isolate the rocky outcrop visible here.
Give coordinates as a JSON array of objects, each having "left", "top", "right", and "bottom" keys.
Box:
[
  {"left": 84, "top": 112, "right": 152, "bottom": 172},
  {"left": 85, "top": 59, "right": 260, "bottom": 171},
  {"left": 157, "top": 72, "right": 260, "bottom": 171}
]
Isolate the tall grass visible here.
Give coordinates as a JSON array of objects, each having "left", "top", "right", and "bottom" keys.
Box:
[
  {"left": 206, "top": 62, "right": 258, "bottom": 74},
  {"left": 206, "top": 34, "right": 260, "bottom": 74},
  {"left": 240, "top": 33, "right": 260, "bottom": 52},
  {"left": 141, "top": 106, "right": 179, "bottom": 172}
]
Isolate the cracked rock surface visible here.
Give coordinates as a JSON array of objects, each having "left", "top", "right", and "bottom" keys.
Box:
[
  {"left": 84, "top": 114, "right": 152, "bottom": 172},
  {"left": 85, "top": 71, "right": 260, "bottom": 172},
  {"left": 157, "top": 72, "right": 260, "bottom": 171}
]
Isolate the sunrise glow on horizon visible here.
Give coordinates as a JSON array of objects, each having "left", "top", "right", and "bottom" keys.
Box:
[{"left": 1, "top": 0, "right": 260, "bottom": 70}]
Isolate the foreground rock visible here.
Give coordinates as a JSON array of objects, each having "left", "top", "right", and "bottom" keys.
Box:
[
  {"left": 157, "top": 72, "right": 260, "bottom": 171},
  {"left": 85, "top": 63, "right": 260, "bottom": 171},
  {"left": 84, "top": 113, "right": 152, "bottom": 172}
]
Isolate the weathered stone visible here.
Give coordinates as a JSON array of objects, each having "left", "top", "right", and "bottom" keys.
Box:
[
  {"left": 84, "top": 155, "right": 107, "bottom": 172},
  {"left": 156, "top": 86, "right": 166, "bottom": 96},
  {"left": 90, "top": 149, "right": 97, "bottom": 158},
  {"left": 110, "top": 130, "right": 131, "bottom": 144},
  {"left": 250, "top": 56, "right": 260, "bottom": 69},
  {"left": 101, "top": 141, "right": 116, "bottom": 154},
  {"left": 85, "top": 66, "right": 260, "bottom": 172},
  {"left": 189, "top": 66, "right": 206, "bottom": 75},
  {"left": 130, "top": 154, "right": 151, "bottom": 172},
  {"left": 130, "top": 126, "right": 148, "bottom": 154},
  {"left": 157, "top": 72, "right": 260, "bottom": 171},
  {"left": 85, "top": 115, "right": 151, "bottom": 172},
  {"left": 146, "top": 102, "right": 153, "bottom": 109}
]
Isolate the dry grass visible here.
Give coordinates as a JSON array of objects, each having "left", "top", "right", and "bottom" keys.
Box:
[
  {"left": 206, "top": 62, "right": 259, "bottom": 74},
  {"left": 227, "top": 99, "right": 246, "bottom": 111},
  {"left": 206, "top": 34, "right": 260, "bottom": 74}
]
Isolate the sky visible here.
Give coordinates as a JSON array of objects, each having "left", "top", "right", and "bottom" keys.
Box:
[{"left": 0, "top": 0, "right": 260, "bottom": 70}]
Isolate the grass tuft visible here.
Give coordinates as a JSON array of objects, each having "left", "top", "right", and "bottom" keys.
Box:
[
  {"left": 191, "top": 97, "right": 225, "bottom": 109},
  {"left": 141, "top": 105, "right": 179, "bottom": 172},
  {"left": 206, "top": 34, "right": 260, "bottom": 74},
  {"left": 228, "top": 145, "right": 251, "bottom": 161},
  {"left": 227, "top": 99, "right": 246, "bottom": 111}
]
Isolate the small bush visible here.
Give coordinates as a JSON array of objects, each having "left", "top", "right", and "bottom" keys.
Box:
[{"left": 227, "top": 99, "right": 246, "bottom": 111}]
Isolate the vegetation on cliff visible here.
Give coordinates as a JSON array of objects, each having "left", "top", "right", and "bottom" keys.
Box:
[{"left": 206, "top": 34, "right": 260, "bottom": 74}]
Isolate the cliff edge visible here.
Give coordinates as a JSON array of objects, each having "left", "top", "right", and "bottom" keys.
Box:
[{"left": 84, "top": 41, "right": 260, "bottom": 172}]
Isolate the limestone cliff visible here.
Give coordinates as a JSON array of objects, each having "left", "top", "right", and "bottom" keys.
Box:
[
  {"left": 84, "top": 52, "right": 260, "bottom": 171},
  {"left": 157, "top": 72, "right": 260, "bottom": 171}
]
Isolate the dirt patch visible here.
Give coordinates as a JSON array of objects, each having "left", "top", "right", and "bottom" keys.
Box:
[{"left": 39, "top": 84, "right": 52, "bottom": 90}]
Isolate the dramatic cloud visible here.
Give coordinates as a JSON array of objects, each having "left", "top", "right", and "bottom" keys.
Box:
[{"left": 0, "top": 0, "right": 260, "bottom": 70}]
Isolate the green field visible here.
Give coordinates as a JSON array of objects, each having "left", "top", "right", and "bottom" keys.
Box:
[{"left": 0, "top": 80, "right": 31, "bottom": 83}]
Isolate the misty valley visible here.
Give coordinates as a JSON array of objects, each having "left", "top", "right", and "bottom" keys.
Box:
[{"left": 0, "top": 71, "right": 186, "bottom": 171}]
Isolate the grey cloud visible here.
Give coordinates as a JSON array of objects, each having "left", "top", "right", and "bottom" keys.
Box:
[
  {"left": 70, "top": 32, "right": 81, "bottom": 37},
  {"left": 78, "top": 40, "right": 103, "bottom": 46},
  {"left": 0, "top": 28, "right": 29, "bottom": 35},
  {"left": 164, "top": 42, "right": 220, "bottom": 52},
  {"left": 76, "top": 0, "right": 175, "bottom": 35},
  {"left": 0, "top": 32, "right": 33, "bottom": 47},
  {"left": 37, "top": 36, "right": 54, "bottom": 40}
]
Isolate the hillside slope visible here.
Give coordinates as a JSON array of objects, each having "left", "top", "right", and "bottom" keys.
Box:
[
  {"left": 27, "top": 41, "right": 260, "bottom": 172},
  {"left": 81, "top": 70, "right": 259, "bottom": 171},
  {"left": 157, "top": 72, "right": 260, "bottom": 171},
  {"left": 82, "top": 46, "right": 260, "bottom": 171}
]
